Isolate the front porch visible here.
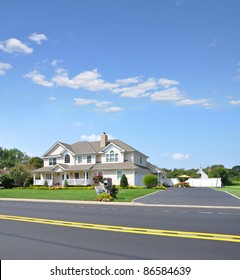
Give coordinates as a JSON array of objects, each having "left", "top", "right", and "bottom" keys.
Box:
[{"left": 33, "top": 168, "right": 93, "bottom": 186}]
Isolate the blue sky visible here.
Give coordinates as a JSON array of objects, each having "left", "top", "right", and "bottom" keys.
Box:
[{"left": 0, "top": 0, "right": 239, "bottom": 169}]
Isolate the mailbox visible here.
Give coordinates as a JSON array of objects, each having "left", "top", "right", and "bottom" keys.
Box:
[{"left": 103, "top": 178, "right": 112, "bottom": 194}]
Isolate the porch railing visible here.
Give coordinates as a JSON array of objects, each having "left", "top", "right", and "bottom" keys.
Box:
[
  {"left": 34, "top": 179, "right": 53, "bottom": 186},
  {"left": 66, "top": 179, "right": 92, "bottom": 186},
  {"left": 34, "top": 179, "right": 92, "bottom": 186}
]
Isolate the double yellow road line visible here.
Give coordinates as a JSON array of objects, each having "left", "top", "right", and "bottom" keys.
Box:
[{"left": 0, "top": 214, "right": 240, "bottom": 243}]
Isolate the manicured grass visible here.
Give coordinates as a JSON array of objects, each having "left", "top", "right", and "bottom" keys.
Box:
[
  {"left": 0, "top": 188, "right": 158, "bottom": 202},
  {"left": 214, "top": 182, "right": 240, "bottom": 198},
  {"left": 115, "top": 188, "right": 157, "bottom": 202}
]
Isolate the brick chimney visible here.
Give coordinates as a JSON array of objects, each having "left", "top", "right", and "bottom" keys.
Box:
[{"left": 100, "top": 132, "right": 108, "bottom": 148}]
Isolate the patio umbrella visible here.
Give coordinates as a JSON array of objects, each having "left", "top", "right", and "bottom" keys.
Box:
[{"left": 178, "top": 175, "right": 190, "bottom": 178}]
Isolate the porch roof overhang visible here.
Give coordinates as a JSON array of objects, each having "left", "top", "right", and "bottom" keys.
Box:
[
  {"left": 33, "top": 164, "right": 94, "bottom": 173},
  {"left": 91, "top": 161, "right": 151, "bottom": 172}
]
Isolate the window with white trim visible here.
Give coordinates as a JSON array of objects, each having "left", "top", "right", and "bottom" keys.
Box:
[
  {"left": 64, "top": 154, "right": 70, "bottom": 163},
  {"left": 106, "top": 150, "right": 118, "bottom": 162},
  {"left": 46, "top": 174, "right": 52, "bottom": 179},
  {"left": 87, "top": 155, "right": 92, "bottom": 163},
  {"left": 117, "top": 170, "right": 123, "bottom": 180},
  {"left": 49, "top": 158, "right": 56, "bottom": 165},
  {"left": 77, "top": 155, "right": 83, "bottom": 164}
]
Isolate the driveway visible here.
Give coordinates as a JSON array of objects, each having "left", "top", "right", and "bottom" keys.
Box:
[{"left": 134, "top": 187, "right": 240, "bottom": 207}]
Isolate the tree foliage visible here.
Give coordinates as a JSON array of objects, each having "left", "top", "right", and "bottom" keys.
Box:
[
  {"left": 0, "top": 147, "right": 30, "bottom": 169},
  {"left": 0, "top": 146, "right": 43, "bottom": 187},
  {"left": 208, "top": 166, "right": 231, "bottom": 185}
]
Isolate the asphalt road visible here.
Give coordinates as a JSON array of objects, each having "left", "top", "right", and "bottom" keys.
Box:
[{"left": 0, "top": 199, "right": 240, "bottom": 260}]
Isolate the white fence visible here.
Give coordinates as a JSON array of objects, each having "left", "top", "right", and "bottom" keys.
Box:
[
  {"left": 186, "top": 178, "right": 222, "bottom": 187},
  {"left": 166, "top": 178, "right": 222, "bottom": 187}
]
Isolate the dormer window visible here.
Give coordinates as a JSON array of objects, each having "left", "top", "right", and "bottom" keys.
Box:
[
  {"left": 106, "top": 150, "right": 118, "bottom": 162},
  {"left": 64, "top": 154, "right": 70, "bottom": 163}
]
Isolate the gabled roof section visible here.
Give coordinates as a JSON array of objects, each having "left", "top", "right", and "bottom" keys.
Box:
[
  {"left": 146, "top": 162, "right": 166, "bottom": 174},
  {"left": 99, "top": 142, "right": 125, "bottom": 153},
  {"left": 43, "top": 141, "right": 74, "bottom": 157}
]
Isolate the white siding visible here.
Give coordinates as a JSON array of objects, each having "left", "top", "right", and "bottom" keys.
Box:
[
  {"left": 48, "top": 144, "right": 65, "bottom": 156},
  {"left": 76, "top": 154, "right": 96, "bottom": 165},
  {"left": 131, "top": 152, "right": 147, "bottom": 166},
  {"left": 101, "top": 170, "right": 134, "bottom": 186}
]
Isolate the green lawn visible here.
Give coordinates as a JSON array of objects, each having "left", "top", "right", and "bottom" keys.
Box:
[
  {"left": 214, "top": 182, "right": 240, "bottom": 198},
  {"left": 0, "top": 188, "right": 158, "bottom": 202}
]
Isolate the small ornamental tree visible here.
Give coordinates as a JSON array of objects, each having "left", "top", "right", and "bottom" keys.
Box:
[
  {"left": 120, "top": 174, "right": 129, "bottom": 188},
  {"left": 143, "top": 174, "right": 158, "bottom": 188}
]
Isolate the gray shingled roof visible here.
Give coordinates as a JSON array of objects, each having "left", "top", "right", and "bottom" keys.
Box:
[
  {"left": 56, "top": 138, "right": 148, "bottom": 157},
  {"left": 92, "top": 161, "right": 150, "bottom": 172}
]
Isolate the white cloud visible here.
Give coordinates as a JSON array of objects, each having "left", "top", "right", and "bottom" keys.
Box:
[
  {"left": 158, "top": 78, "right": 179, "bottom": 88},
  {"left": 229, "top": 100, "right": 240, "bottom": 105},
  {"left": 80, "top": 134, "right": 114, "bottom": 141},
  {"left": 24, "top": 70, "right": 54, "bottom": 87},
  {"left": 50, "top": 59, "right": 62, "bottom": 67},
  {"left": 52, "top": 68, "right": 117, "bottom": 91},
  {"left": 102, "top": 107, "right": 123, "bottom": 113},
  {"left": 0, "top": 38, "right": 33, "bottom": 54},
  {"left": 172, "top": 153, "right": 190, "bottom": 160},
  {"left": 0, "top": 62, "right": 12, "bottom": 76},
  {"left": 74, "top": 98, "right": 122, "bottom": 113},
  {"left": 174, "top": 98, "right": 210, "bottom": 106},
  {"left": 28, "top": 33, "right": 48, "bottom": 44},
  {"left": 49, "top": 96, "right": 56, "bottom": 101},
  {"left": 116, "top": 76, "right": 141, "bottom": 86},
  {"left": 95, "top": 101, "right": 112, "bottom": 107},
  {"left": 113, "top": 78, "right": 157, "bottom": 98},
  {"left": 80, "top": 134, "right": 101, "bottom": 141},
  {"left": 151, "top": 87, "right": 184, "bottom": 101},
  {"left": 74, "top": 98, "right": 97, "bottom": 106}
]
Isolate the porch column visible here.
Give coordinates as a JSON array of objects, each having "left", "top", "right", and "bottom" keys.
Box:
[
  {"left": 84, "top": 170, "right": 87, "bottom": 185},
  {"left": 33, "top": 173, "right": 36, "bottom": 185}
]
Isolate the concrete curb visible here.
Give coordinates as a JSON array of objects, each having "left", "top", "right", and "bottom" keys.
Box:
[{"left": 0, "top": 198, "right": 240, "bottom": 210}]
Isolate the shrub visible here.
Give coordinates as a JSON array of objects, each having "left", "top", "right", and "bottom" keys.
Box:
[
  {"left": 120, "top": 174, "right": 129, "bottom": 188},
  {"left": 95, "top": 193, "right": 113, "bottom": 202},
  {"left": 44, "top": 179, "right": 48, "bottom": 187},
  {"left": 142, "top": 174, "right": 158, "bottom": 188},
  {"left": 173, "top": 182, "right": 190, "bottom": 188},
  {"left": 155, "top": 185, "right": 167, "bottom": 190},
  {"left": 23, "top": 178, "right": 33, "bottom": 188},
  {"left": 0, "top": 174, "right": 14, "bottom": 188},
  {"left": 109, "top": 186, "right": 119, "bottom": 198}
]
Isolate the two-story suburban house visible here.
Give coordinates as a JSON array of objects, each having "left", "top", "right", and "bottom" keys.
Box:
[{"left": 33, "top": 132, "right": 166, "bottom": 187}]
